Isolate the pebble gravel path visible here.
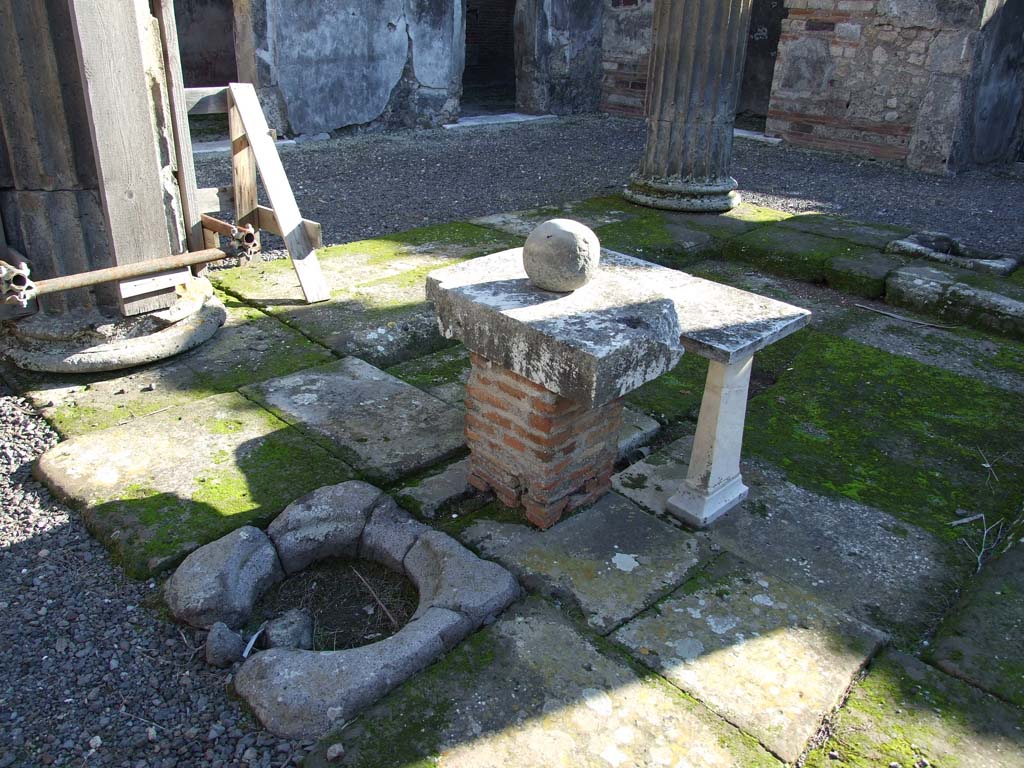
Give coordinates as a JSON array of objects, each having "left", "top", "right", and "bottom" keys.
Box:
[{"left": 197, "top": 114, "right": 1024, "bottom": 254}]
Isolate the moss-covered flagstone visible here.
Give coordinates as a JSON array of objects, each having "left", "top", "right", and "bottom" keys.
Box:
[
  {"left": 931, "top": 545, "right": 1024, "bottom": 708},
  {"left": 459, "top": 492, "right": 710, "bottom": 634},
  {"left": 777, "top": 213, "right": 912, "bottom": 250},
  {"left": 211, "top": 223, "right": 521, "bottom": 366},
  {"left": 471, "top": 194, "right": 643, "bottom": 237},
  {"left": 386, "top": 343, "right": 472, "bottom": 406},
  {"left": 612, "top": 552, "right": 886, "bottom": 764},
  {"left": 723, "top": 225, "right": 888, "bottom": 295},
  {"left": 886, "top": 262, "right": 1024, "bottom": 340},
  {"left": 613, "top": 439, "right": 953, "bottom": 646},
  {"left": 305, "top": 598, "right": 781, "bottom": 768},
  {"left": 804, "top": 650, "right": 1024, "bottom": 768},
  {"left": 743, "top": 329, "right": 1024, "bottom": 550},
  {"left": 34, "top": 392, "right": 353, "bottom": 577},
  {"left": 0, "top": 294, "right": 334, "bottom": 437},
  {"left": 240, "top": 357, "right": 465, "bottom": 485}
]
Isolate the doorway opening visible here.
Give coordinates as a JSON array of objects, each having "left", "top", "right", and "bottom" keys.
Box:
[
  {"left": 462, "top": 0, "right": 518, "bottom": 116},
  {"left": 736, "top": 0, "right": 787, "bottom": 132}
]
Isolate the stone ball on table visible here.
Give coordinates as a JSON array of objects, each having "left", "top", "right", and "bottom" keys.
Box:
[{"left": 523, "top": 219, "right": 601, "bottom": 293}]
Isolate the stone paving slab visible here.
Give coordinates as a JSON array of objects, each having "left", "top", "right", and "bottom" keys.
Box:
[
  {"left": 34, "top": 392, "right": 353, "bottom": 577},
  {"left": 931, "top": 545, "right": 1024, "bottom": 708},
  {"left": 777, "top": 213, "right": 911, "bottom": 249},
  {"left": 459, "top": 492, "right": 709, "bottom": 634},
  {"left": 614, "top": 436, "right": 956, "bottom": 644},
  {"left": 471, "top": 197, "right": 639, "bottom": 237},
  {"left": 305, "top": 598, "right": 781, "bottom": 768},
  {"left": 887, "top": 262, "right": 1024, "bottom": 340},
  {"left": 804, "top": 650, "right": 1024, "bottom": 768},
  {"left": 241, "top": 357, "right": 465, "bottom": 484},
  {"left": 212, "top": 224, "right": 520, "bottom": 366},
  {"left": 612, "top": 553, "right": 887, "bottom": 763},
  {"left": 711, "top": 462, "right": 953, "bottom": 645},
  {"left": 0, "top": 296, "right": 334, "bottom": 436}
]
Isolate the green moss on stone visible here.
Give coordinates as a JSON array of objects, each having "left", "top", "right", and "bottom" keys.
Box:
[
  {"left": 625, "top": 355, "right": 709, "bottom": 424},
  {"left": 86, "top": 425, "right": 354, "bottom": 578},
  {"left": 724, "top": 225, "right": 881, "bottom": 288},
  {"left": 386, "top": 344, "right": 471, "bottom": 391},
  {"left": 744, "top": 329, "right": 1024, "bottom": 550}
]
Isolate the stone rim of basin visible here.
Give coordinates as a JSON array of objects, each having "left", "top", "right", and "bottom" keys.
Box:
[{"left": 164, "top": 480, "right": 521, "bottom": 738}]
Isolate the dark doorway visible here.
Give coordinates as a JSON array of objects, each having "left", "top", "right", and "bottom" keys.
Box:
[
  {"left": 736, "top": 0, "right": 787, "bottom": 131},
  {"left": 463, "top": 0, "right": 518, "bottom": 115}
]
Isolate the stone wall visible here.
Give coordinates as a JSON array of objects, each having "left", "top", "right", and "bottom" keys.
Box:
[
  {"left": 174, "top": 0, "right": 236, "bottom": 87},
  {"left": 765, "top": 0, "right": 1002, "bottom": 173},
  {"left": 969, "top": 0, "right": 1024, "bottom": 165},
  {"left": 516, "top": 0, "right": 605, "bottom": 115},
  {"left": 245, "top": 0, "right": 465, "bottom": 135},
  {"left": 600, "top": 0, "right": 653, "bottom": 117}
]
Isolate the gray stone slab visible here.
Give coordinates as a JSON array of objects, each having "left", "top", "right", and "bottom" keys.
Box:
[
  {"left": 305, "top": 598, "right": 781, "bottom": 768},
  {"left": 612, "top": 435, "right": 692, "bottom": 514},
  {"left": 618, "top": 407, "right": 660, "bottom": 459},
  {"left": 241, "top": 357, "right": 465, "bottom": 484},
  {"left": 778, "top": 213, "right": 910, "bottom": 249},
  {"left": 0, "top": 296, "right": 335, "bottom": 436},
  {"left": 460, "top": 492, "right": 709, "bottom": 634},
  {"left": 396, "top": 458, "right": 474, "bottom": 519},
  {"left": 428, "top": 249, "right": 810, "bottom": 408},
  {"left": 614, "top": 438, "right": 955, "bottom": 643},
  {"left": 807, "top": 650, "right": 1024, "bottom": 768},
  {"left": 612, "top": 553, "right": 887, "bottom": 763},
  {"left": 887, "top": 262, "right": 1024, "bottom": 338},
  {"left": 932, "top": 545, "right": 1024, "bottom": 708},
  {"left": 34, "top": 392, "right": 353, "bottom": 577}
]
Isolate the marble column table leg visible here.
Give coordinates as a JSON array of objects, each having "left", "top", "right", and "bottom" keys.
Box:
[{"left": 667, "top": 354, "right": 753, "bottom": 526}]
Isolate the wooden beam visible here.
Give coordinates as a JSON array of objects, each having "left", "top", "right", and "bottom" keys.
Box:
[
  {"left": 233, "top": 0, "right": 258, "bottom": 84},
  {"left": 185, "top": 86, "right": 228, "bottom": 115},
  {"left": 228, "top": 92, "right": 259, "bottom": 235},
  {"left": 68, "top": 0, "right": 178, "bottom": 315},
  {"left": 228, "top": 83, "right": 329, "bottom": 303},
  {"left": 196, "top": 185, "right": 234, "bottom": 213},
  {"left": 155, "top": 0, "right": 201, "bottom": 253},
  {"left": 256, "top": 205, "right": 322, "bottom": 248}
]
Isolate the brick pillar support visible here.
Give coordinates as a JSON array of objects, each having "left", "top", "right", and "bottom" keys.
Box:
[
  {"left": 464, "top": 354, "right": 623, "bottom": 529},
  {"left": 624, "top": 0, "right": 754, "bottom": 212}
]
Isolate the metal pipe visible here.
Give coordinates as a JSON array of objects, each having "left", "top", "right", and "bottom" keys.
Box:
[
  {"left": 1, "top": 247, "right": 237, "bottom": 307},
  {"left": 200, "top": 214, "right": 259, "bottom": 256}
]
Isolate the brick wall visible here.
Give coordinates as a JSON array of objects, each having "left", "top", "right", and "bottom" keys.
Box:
[
  {"left": 601, "top": 0, "right": 653, "bottom": 117},
  {"left": 464, "top": 354, "right": 623, "bottom": 529},
  {"left": 766, "top": 0, "right": 983, "bottom": 171}
]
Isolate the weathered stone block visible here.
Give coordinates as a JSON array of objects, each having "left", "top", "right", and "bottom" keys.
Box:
[
  {"left": 268, "top": 481, "right": 383, "bottom": 574},
  {"left": 165, "top": 526, "right": 284, "bottom": 629}
]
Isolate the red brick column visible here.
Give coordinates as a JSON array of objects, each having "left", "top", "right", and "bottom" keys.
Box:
[{"left": 463, "top": 353, "right": 623, "bottom": 529}]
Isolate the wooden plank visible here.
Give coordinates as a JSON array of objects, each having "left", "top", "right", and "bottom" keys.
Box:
[
  {"left": 155, "top": 0, "right": 201, "bottom": 253},
  {"left": 256, "top": 205, "right": 322, "bottom": 248},
  {"left": 228, "top": 83, "right": 329, "bottom": 303},
  {"left": 68, "top": 0, "right": 177, "bottom": 316},
  {"left": 232, "top": 0, "right": 258, "bottom": 84},
  {"left": 185, "top": 86, "right": 228, "bottom": 115},
  {"left": 228, "top": 92, "right": 260, "bottom": 239},
  {"left": 118, "top": 267, "right": 192, "bottom": 299},
  {"left": 196, "top": 185, "right": 234, "bottom": 213}
]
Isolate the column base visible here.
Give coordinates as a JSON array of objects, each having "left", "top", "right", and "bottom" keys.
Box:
[
  {"left": 624, "top": 176, "right": 741, "bottom": 213},
  {"left": 666, "top": 475, "right": 748, "bottom": 528}
]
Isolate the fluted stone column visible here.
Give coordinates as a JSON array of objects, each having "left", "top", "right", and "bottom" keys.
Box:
[{"left": 625, "top": 0, "right": 753, "bottom": 212}]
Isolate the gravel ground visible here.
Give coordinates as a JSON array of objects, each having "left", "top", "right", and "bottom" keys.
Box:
[
  {"left": 197, "top": 114, "right": 1024, "bottom": 254},
  {"left": 0, "top": 382, "right": 314, "bottom": 767},
  {"left": 3, "top": 114, "right": 1022, "bottom": 768}
]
